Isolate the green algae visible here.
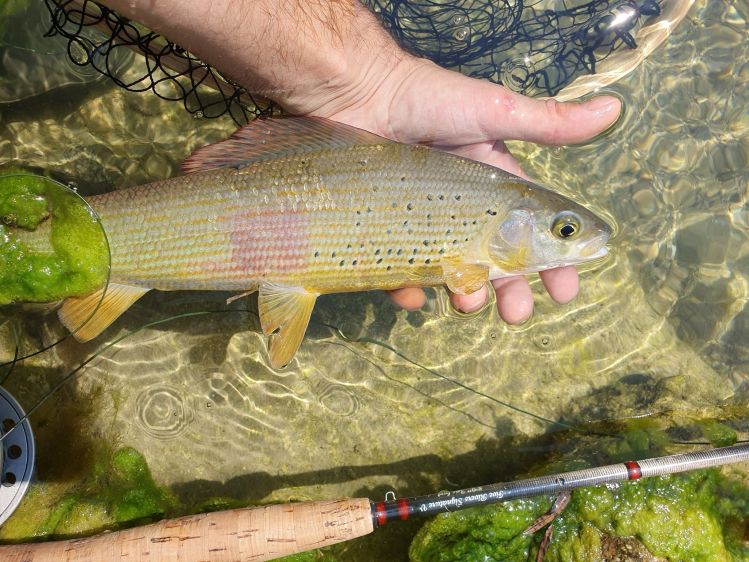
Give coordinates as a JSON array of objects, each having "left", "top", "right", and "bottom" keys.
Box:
[
  {"left": 410, "top": 468, "right": 749, "bottom": 562},
  {"left": 0, "top": 446, "right": 176, "bottom": 540},
  {"left": 0, "top": 170, "right": 109, "bottom": 305},
  {"left": 409, "top": 425, "right": 749, "bottom": 562},
  {"left": 408, "top": 496, "right": 549, "bottom": 562}
]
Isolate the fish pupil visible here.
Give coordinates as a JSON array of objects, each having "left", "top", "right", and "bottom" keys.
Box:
[{"left": 560, "top": 224, "right": 576, "bottom": 237}]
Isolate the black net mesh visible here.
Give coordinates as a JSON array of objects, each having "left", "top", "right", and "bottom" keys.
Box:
[
  {"left": 43, "top": 0, "right": 661, "bottom": 125},
  {"left": 43, "top": 0, "right": 278, "bottom": 125},
  {"left": 365, "top": 0, "right": 661, "bottom": 96}
]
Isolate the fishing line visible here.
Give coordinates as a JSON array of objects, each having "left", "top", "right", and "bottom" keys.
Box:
[
  {"left": 323, "top": 339, "right": 497, "bottom": 430},
  {"left": 321, "top": 321, "right": 621, "bottom": 438},
  {"left": 2, "top": 304, "right": 737, "bottom": 450},
  {"left": 0, "top": 308, "right": 250, "bottom": 444},
  {"left": 0, "top": 322, "right": 21, "bottom": 387},
  {"left": 0, "top": 40, "right": 61, "bottom": 56},
  {"left": 0, "top": 172, "right": 112, "bottom": 381},
  {"left": 320, "top": 322, "right": 749, "bottom": 448}
]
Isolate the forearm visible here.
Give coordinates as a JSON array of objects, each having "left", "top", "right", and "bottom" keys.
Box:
[{"left": 99, "top": 0, "right": 411, "bottom": 114}]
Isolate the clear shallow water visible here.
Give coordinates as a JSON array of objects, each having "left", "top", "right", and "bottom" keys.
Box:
[{"left": 0, "top": 0, "right": 748, "bottom": 559}]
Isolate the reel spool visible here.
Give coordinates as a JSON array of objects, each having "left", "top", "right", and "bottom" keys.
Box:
[{"left": 0, "top": 387, "right": 35, "bottom": 526}]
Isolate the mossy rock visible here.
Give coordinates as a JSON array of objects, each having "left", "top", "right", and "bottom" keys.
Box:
[
  {"left": 0, "top": 169, "right": 109, "bottom": 305},
  {"left": 410, "top": 468, "right": 749, "bottom": 562}
]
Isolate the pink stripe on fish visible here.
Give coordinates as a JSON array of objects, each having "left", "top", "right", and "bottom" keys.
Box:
[{"left": 228, "top": 209, "right": 310, "bottom": 277}]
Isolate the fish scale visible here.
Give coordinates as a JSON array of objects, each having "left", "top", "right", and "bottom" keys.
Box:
[
  {"left": 89, "top": 144, "right": 514, "bottom": 293},
  {"left": 60, "top": 116, "right": 610, "bottom": 368}
]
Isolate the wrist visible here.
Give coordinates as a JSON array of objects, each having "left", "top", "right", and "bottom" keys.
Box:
[{"left": 99, "top": 0, "right": 412, "bottom": 117}]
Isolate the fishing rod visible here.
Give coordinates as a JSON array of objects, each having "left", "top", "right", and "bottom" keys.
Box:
[{"left": 2, "top": 442, "right": 748, "bottom": 562}]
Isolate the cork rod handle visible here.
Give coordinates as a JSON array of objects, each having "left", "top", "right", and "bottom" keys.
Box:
[{"left": 0, "top": 498, "right": 374, "bottom": 562}]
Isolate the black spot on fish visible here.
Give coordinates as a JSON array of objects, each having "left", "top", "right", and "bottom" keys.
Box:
[
  {"left": 423, "top": 240, "right": 429, "bottom": 246},
  {"left": 487, "top": 209, "right": 497, "bottom": 216},
  {"left": 332, "top": 251, "right": 337, "bottom": 257},
  {"left": 438, "top": 194, "right": 445, "bottom": 200},
  {"left": 375, "top": 249, "right": 381, "bottom": 255},
  {"left": 347, "top": 243, "right": 352, "bottom": 249},
  {"left": 397, "top": 249, "right": 403, "bottom": 255},
  {"left": 356, "top": 222, "right": 361, "bottom": 227},
  {"left": 376, "top": 258, "right": 383, "bottom": 264},
  {"left": 314, "top": 251, "right": 319, "bottom": 257},
  {"left": 403, "top": 220, "right": 409, "bottom": 226},
  {"left": 413, "top": 248, "right": 418, "bottom": 254},
  {"left": 339, "top": 260, "right": 345, "bottom": 266},
  {"left": 408, "top": 257, "right": 415, "bottom": 264},
  {"left": 438, "top": 248, "right": 446, "bottom": 254},
  {"left": 454, "top": 194, "right": 461, "bottom": 201},
  {"left": 352, "top": 259, "right": 358, "bottom": 266},
  {"left": 425, "top": 258, "right": 431, "bottom": 264},
  {"left": 401, "top": 176, "right": 406, "bottom": 182},
  {"left": 387, "top": 249, "right": 393, "bottom": 255},
  {"left": 407, "top": 203, "right": 413, "bottom": 211},
  {"left": 472, "top": 219, "right": 477, "bottom": 225},
  {"left": 387, "top": 265, "right": 392, "bottom": 271}
]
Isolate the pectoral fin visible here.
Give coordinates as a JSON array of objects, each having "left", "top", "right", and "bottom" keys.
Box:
[
  {"left": 59, "top": 283, "right": 150, "bottom": 342},
  {"left": 441, "top": 259, "right": 489, "bottom": 295},
  {"left": 226, "top": 284, "right": 259, "bottom": 305},
  {"left": 258, "top": 284, "right": 318, "bottom": 369}
]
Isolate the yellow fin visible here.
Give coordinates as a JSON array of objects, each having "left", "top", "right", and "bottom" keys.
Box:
[
  {"left": 226, "top": 284, "right": 259, "bottom": 305},
  {"left": 58, "top": 283, "right": 150, "bottom": 342},
  {"left": 258, "top": 284, "right": 318, "bottom": 369},
  {"left": 441, "top": 260, "right": 489, "bottom": 295}
]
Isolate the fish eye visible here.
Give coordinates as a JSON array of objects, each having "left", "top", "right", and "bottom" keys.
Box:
[{"left": 552, "top": 213, "right": 581, "bottom": 240}]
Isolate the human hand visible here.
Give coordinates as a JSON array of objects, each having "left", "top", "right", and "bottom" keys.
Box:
[
  {"left": 302, "top": 57, "right": 621, "bottom": 322},
  {"left": 100, "top": 0, "right": 620, "bottom": 323}
]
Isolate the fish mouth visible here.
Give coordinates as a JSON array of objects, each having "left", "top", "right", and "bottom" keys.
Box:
[{"left": 579, "top": 232, "right": 611, "bottom": 259}]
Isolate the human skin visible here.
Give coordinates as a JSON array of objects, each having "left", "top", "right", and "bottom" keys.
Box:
[{"left": 100, "top": 0, "right": 621, "bottom": 322}]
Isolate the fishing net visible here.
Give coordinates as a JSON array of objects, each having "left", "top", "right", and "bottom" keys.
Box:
[{"left": 43, "top": 0, "right": 661, "bottom": 125}]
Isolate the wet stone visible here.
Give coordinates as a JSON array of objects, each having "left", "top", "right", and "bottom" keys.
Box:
[{"left": 674, "top": 216, "right": 731, "bottom": 267}]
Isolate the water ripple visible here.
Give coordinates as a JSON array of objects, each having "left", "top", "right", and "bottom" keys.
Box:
[{"left": 135, "top": 385, "right": 194, "bottom": 439}]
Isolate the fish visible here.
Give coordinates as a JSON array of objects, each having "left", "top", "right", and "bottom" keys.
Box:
[{"left": 58, "top": 117, "right": 612, "bottom": 368}]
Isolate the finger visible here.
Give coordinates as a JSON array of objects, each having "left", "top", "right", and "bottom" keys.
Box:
[
  {"left": 491, "top": 276, "right": 534, "bottom": 324},
  {"left": 387, "top": 63, "right": 621, "bottom": 146},
  {"left": 449, "top": 284, "right": 489, "bottom": 313},
  {"left": 443, "top": 141, "right": 528, "bottom": 179},
  {"left": 386, "top": 287, "right": 426, "bottom": 311},
  {"left": 539, "top": 267, "right": 579, "bottom": 304}
]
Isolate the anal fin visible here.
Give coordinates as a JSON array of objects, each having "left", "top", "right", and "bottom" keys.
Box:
[
  {"left": 442, "top": 259, "right": 490, "bottom": 295},
  {"left": 258, "top": 284, "right": 318, "bottom": 369},
  {"left": 58, "top": 283, "right": 150, "bottom": 342}
]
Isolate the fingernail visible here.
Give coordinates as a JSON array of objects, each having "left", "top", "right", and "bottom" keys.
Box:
[{"left": 584, "top": 96, "right": 621, "bottom": 113}]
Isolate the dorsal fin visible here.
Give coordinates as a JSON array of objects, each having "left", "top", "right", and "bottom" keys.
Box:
[{"left": 182, "top": 117, "right": 391, "bottom": 174}]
